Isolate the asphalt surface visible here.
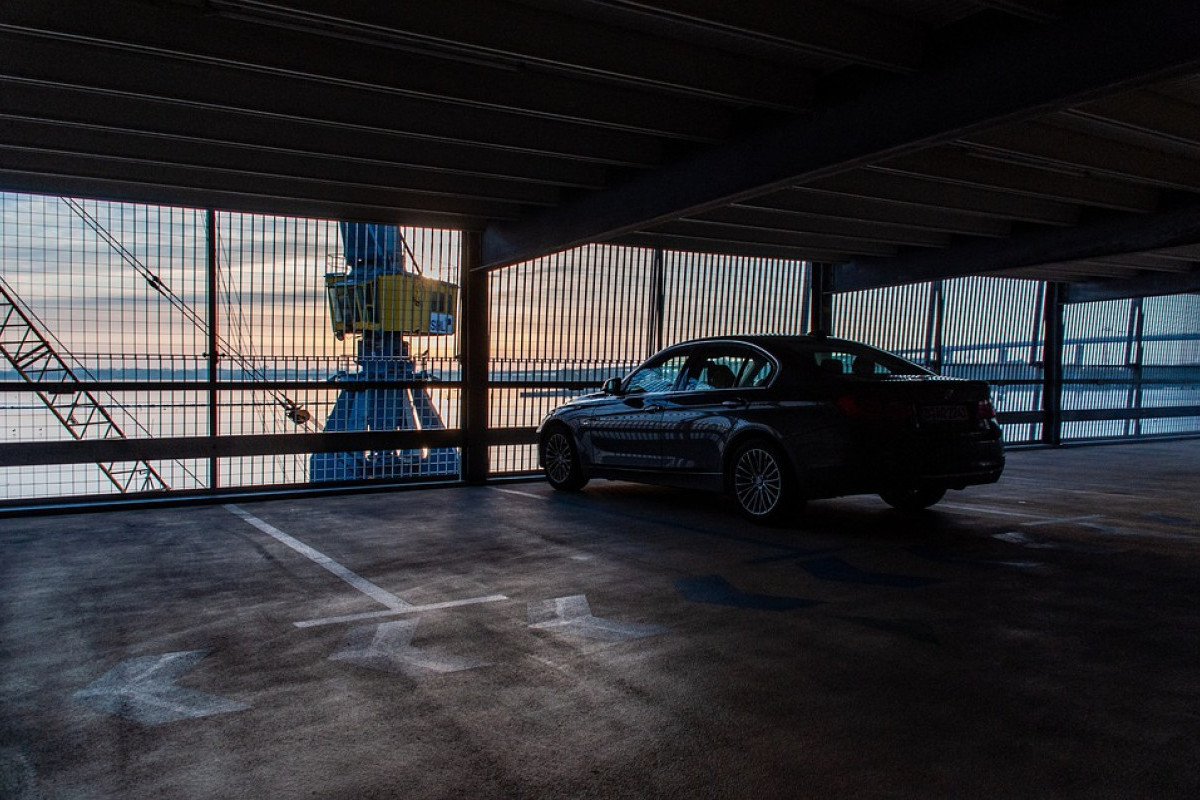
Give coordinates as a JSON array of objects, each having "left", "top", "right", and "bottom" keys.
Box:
[{"left": 2, "top": 439, "right": 1199, "bottom": 799}]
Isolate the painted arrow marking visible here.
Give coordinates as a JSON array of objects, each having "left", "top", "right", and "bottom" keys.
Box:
[
  {"left": 528, "top": 595, "right": 669, "bottom": 641},
  {"left": 329, "top": 618, "right": 488, "bottom": 676},
  {"left": 73, "top": 650, "right": 249, "bottom": 726}
]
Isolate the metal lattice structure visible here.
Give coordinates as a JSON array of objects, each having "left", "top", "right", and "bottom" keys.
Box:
[{"left": 0, "top": 278, "right": 169, "bottom": 493}]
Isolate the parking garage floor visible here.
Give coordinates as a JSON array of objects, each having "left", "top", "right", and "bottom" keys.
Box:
[{"left": 2, "top": 439, "right": 1199, "bottom": 799}]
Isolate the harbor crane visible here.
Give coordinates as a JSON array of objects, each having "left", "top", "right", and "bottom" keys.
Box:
[{"left": 310, "top": 222, "right": 460, "bottom": 481}]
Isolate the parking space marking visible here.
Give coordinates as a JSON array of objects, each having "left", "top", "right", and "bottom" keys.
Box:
[
  {"left": 1019, "top": 514, "right": 1104, "bottom": 528},
  {"left": 294, "top": 595, "right": 509, "bottom": 629},
  {"left": 226, "top": 504, "right": 413, "bottom": 611},
  {"left": 490, "top": 487, "right": 547, "bottom": 500},
  {"left": 938, "top": 502, "right": 1048, "bottom": 520}
]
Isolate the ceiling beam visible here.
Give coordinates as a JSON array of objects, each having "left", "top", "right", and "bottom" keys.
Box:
[
  {"left": 739, "top": 190, "right": 1014, "bottom": 237},
  {"left": 0, "top": 118, "right": 568, "bottom": 208},
  {"left": 0, "top": 147, "right": 527, "bottom": 224},
  {"left": 0, "top": 30, "right": 678, "bottom": 166},
  {"left": 837, "top": 199, "right": 1200, "bottom": 292},
  {"left": 614, "top": 233, "right": 855, "bottom": 264},
  {"left": 1061, "top": 90, "right": 1200, "bottom": 150},
  {"left": 807, "top": 171, "right": 1081, "bottom": 225},
  {"left": 525, "top": 0, "right": 927, "bottom": 73},
  {"left": 688, "top": 206, "right": 952, "bottom": 248},
  {"left": 962, "top": 120, "right": 1200, "bottom": 192},
  {"left": 1064, "top": 267, "right": 1200, "bottom": 303},
  {"left": 643, "top": 220, "right": 900, "bottom": 257},
  {"left": 870, "top": 146, "right": 1161, "bottom": 212},
  {"left": 972, "top": 1, "right": 1064, "bottom": 22},
  {"left": 189, "top": 0, "right": 815, "bottom": 109},
  {"left": 483, "top": 0, "right": 1200, "bottom": 268},
  {"left": 0, "top": 80, "right": 612, "bottom": 190}
]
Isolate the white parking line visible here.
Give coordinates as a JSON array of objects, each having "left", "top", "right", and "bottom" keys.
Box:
[
  {"left": 225, "top": 504, "right": 413, "bottom": 611},
  {"left": 294, "top": 595, "right": 509, "bottom": 629},
  {"left": 1019, "top": 514, "right": 1104, "bottom": 528},
  {"left": 938, "top": 502, "right": 1048, "bottom": 520},
  {"left": 490, "top": 487, "right": 547, "bottom": 500}
]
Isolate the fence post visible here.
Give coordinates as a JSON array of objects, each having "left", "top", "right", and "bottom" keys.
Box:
[
  {"left": 206, "top": 208, "right": 220, "bottom": 489},
  {"left": 461, "top": 231, "right": 490, "bottom": 484},
  {"left": 649, "top": 247, "right": 665, "bottom": 356}
]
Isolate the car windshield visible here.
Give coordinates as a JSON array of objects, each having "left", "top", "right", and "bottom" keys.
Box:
[{"left": 625, "top": 353, "right": 689, "bottom": 394}]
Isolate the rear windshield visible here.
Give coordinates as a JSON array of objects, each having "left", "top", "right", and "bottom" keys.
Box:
[{"left": 774, "top": 340, "right": 930, "bottom": 379}]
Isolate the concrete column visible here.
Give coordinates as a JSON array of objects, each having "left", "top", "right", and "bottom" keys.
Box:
[
  {"left": 1042, "top": 281, "right": 1064, "bottom": 447},
  {"left": 460, "top": 231, "right": 490, "bottom": 484}
]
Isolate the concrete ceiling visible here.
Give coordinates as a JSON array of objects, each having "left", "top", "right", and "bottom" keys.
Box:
[{"left": 2, "top": 0, "right": 1200, "bottom": 298}]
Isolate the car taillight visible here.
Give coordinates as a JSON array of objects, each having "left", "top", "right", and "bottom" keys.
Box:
[
  {"left": 836, "top": 395, "right": 914, "bottom": 421},
  {"left": 976, "top": 399, "right": 997, "bottom": 421}
]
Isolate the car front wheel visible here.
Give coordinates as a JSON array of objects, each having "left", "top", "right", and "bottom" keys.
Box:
[
  {"left": 729, "top": 440, "right": 796, "bottom": 524},
  {"left": 879, "top": 486, "right": 946, "bottom": 511},
  {"left": 542, "top": 428, "right": 588, "bottom": 491}
]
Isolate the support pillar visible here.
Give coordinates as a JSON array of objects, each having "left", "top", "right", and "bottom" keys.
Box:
[
  {"left": 461, "top": 231, "right": 490, "bottom": 484},
  {"left": 809, "top": 262, "right": 835, "bottom": 335},
  {"left": 1042, "top": 281, "right": 1065, "bottom": 447}
]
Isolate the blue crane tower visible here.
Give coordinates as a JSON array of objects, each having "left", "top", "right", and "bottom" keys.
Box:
[{"left": 309, "top": 222, "right": 460, "bottom": 481}]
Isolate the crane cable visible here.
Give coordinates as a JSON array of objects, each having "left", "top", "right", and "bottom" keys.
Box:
[{"left": 62, "top": 198, "right": 311, "bottom": 425}]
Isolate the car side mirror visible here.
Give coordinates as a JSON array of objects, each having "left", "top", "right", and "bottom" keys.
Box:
[{"left": 602, "top": 377, "right": 622, "bottom": 395}]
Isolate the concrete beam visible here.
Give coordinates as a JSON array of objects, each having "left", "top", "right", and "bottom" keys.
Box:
[
  {"left": 481, "top": 0, "right": 1200, "bottom": 269},
  {"left": 837, "top": 199, "right": 1200, "bottom": 292},
  {"left": 1064, "top": 267, "right": 1200, "bottom": 303}
]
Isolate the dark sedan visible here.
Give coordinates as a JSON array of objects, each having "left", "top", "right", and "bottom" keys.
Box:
[{"left": 536, "top": 334, "right": 1004, "bottom": 523}]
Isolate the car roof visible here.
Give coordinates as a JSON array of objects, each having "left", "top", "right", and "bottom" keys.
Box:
[{"left": 668, "top": 333, "right": 861, "bottom": 353}]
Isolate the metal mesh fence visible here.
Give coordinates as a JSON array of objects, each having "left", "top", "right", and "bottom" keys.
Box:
[
  {"left": 1062, "top": 295, "right": 1200, "bottom": 441},
  {"left": 487, "top": 246, "right": 810, "bottom": 474},
  {"left": 0, "top": 192, "right": 463, "bottom": 501},
  {"left": 2, "top": 189, "right": 1197, "bottom": 503}
]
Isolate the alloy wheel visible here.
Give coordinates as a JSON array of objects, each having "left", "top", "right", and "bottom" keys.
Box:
[{"left": 734, "top": 445, "right": 784, "bottom": 517}]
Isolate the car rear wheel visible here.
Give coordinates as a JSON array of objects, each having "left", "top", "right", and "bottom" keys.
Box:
[
  {"left": 879, "top": 486, "right": 946, "bottom": 511},
  {"left": 542, "top": 428, "right": 588, "bottom": 491},
  {"left": 730, "top": 440, "right": 796, "bottom": 524}
]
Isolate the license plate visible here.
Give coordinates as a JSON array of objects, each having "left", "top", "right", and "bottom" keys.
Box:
[{"left": 920, "top": 404, "right": 968, "bottom": 423}]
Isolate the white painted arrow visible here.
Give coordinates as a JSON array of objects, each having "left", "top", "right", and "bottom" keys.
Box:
[
  {"left": 528, "top": 595, "right": 669, "bottom": 642},
  {"left": 73, "top": 650, "right": 249, "bottom": 725},
  {"left": 329, "top": 619, "right": 489, "bottom": 677}
]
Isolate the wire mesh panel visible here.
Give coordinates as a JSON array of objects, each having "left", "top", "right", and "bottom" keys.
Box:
[
  {"left": 4, "top": 189, "right": 1198, "bottom": 504},
  {"left": 661, "top": 252, "right": 809, "bottom": 343},
  {"left": 0, "top": 192, "right": 463, "bottom": 503},
  {"left": 943, "top": 277, "right": 1046, "bottom": 445},
  {"left": 1062, "top": 294, "right": 1200, "bottom": 442},
  {"left": 831, "top": 282, "right": 935, "bottom": 359},
  {"left": 0, "top": 194, "right": 209, "bottom": 499},
  {"left": 1140, "top": 294, "right": 1200, "bottom": 437},
  {"left": 488, "top": 244, "right": 654, "bottom": 474},
  {"left": 488, "top": 246, "right": 810, "bottom": 475},
  {"left": 212, "top": 213, "right": 464, "bottom": 486}
]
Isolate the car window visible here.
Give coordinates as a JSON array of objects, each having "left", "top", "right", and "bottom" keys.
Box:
[
  {"left": 625, "top": 353, "right": 689, "bottom": 394},
  {"left": 684, "top": 348, "right": 774, "bottom": 391},
  {"left": 811, "top": 348, "right": 925, "bottom": 378}
]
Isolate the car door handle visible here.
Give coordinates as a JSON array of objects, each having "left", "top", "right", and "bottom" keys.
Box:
[
  {"left": 722, "top": 398, "right": 748, "bottom": 409},
  {"left": 644, "top": 404, "right": 663, "bottom": 413}
]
